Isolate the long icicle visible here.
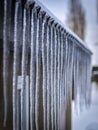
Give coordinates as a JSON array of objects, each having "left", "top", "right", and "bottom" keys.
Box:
[
  {"left": 35, "top": 12, "right": 42, "bottom": 130},
  {"left": 52, "top": 26, "right": 55, "bottom": 130},
  {"left": 73, "top": 44, "right": 78, "bottom": 113},
  {"left": 47, "top": 22, "right": 50, "bottom": 130},
  {"left": 3, "top": 0, "right": 7, "bottom": 126},
  {"left": 59, "top": 30, "right": 62, "bottom": 130},
  {"left": 13, "top": 2, "right": 21, "bottom": 130},
  {"left": 3, "top": 0, "right": 9, "bottom": 127},
  {"left": 54, "top": 27, "right": 57, "bottom": 130},
  {"left": 62, "top": 33, "right": 67, "bottom": 130},
  {"left": 50, "top": 23, "right": 54, "bottom": 130},
  {"left": 30, "top": 8, "right": 35, "bottom": 130},
  {"left": 57, "top": 29, "right": 60, "bottom": 130},
  {"left": 21, "top": 9, "right": 27, "bottom": 130},
  {"left": 42, "top": 17, "right": 47, "bottom": 130}
]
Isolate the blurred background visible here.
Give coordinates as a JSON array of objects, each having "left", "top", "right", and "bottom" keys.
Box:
[{"left": 40, "top": 0, "right": 98, "bottom": 130}]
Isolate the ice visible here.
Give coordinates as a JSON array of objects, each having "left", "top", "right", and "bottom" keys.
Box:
[
  {"left": 3, "top": 0, "right": 9, "bottom": 127},
  {"left": 47, "top": 24, "right": 51, "bottom": 130},
  {"left": 50, "top": 25, "right": 54, "bottom": 130},
  {"left": 30, "top": 9, "right": 35, "bottom": 130},
  {"left": 35, "top": 11, "right": 42, "bottom": 130},
  {"left": 13, "top": 2, "right": 21, "bottom": 130},
  {"left": 2, "top": 1, "right": 92, "bottom": 130},
  {"left": 54, "top": 28, "right": 57, "bottom": 130},
  {"left": 21, "top": 9, "right": 27, "bottom": 130},
  {"left": 72, "top": 43, "right": 92, "bottom": 114},
  {"left": 42, "top": 17, "right": 47, "bottom": 130},
  {"left": 57, "top": 30, "right": 60, "bottom": 130}
]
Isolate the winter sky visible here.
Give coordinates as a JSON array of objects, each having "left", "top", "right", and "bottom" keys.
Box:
[{"left": 40, "top": 0, "right": 98, "bottom": 66}]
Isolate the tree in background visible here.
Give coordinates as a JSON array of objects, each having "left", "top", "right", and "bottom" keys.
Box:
[{"left": 66, "top": 0, "right": 86, "bottom": 40}]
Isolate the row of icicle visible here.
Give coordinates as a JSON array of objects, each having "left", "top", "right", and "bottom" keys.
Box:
[{"left": 3, "top": 0, "right": 91, "bottom": 130}]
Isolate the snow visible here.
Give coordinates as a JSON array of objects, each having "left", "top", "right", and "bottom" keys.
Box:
[{"left": 72, "top": 82, "right": 98, "bottom": 130}]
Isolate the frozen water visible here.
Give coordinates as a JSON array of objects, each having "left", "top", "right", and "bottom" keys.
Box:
[
  {"left": 42, "top": 17, "right": 47, "bottom": 130},
  {"left": 57, "top": 30, "right": 60, "bottom": 130},
  {"left": 47, "top": 24, "right": 50, "bottom": 130},
  {"left": 50, "top": 25, "right": 54, "bottom": 130},
  {"left": 30, "top": 9, "right": 35, "bottom": 130},
  {"left": 35, "top": 11, "right": 42, "bottom": 130},
  {"left": 3, "top": 0, "right": 9, "bottom": 127},
  {"left": 13, "top": 2, "right": 20, "bottom": 130},
  {"left": 54, "top": 28, "right": 57, "bottom": 130},
  {"left": 2, "top": 1, "right": 92, "bottom": 130},
  {"left": 21, "top": 9, "right": 28, "bottom": 130}
]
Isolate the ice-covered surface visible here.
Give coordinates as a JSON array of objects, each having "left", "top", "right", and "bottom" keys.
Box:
[
  {"left": 72, "top": 82, "right": 98, "bottom": 130},
  {"left": 26, "top": 0, "right": 92, "bottom": 55},
  {"left": 2, "top": 0, "right": 92, "bottom": 130}
]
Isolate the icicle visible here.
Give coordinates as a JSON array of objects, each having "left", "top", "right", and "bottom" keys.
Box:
[
  {"left": 42, "top": 16, "right": 47, "bottom": 130},
  {"left": 30, "top": 9, "right": 35, "bottom": 130},
  {"left": 57, "top": 29, "right": 60, "bottom": 130},
  {"left": 88, "top": 56, "right": 92, "bottom": 106},
  {"left": 13, "top": 2, "right": 21, "bottom": 130},
  {"left": 73, "top": 44, "right": 78, "bottom": 112},
  {"left": 62, "top": 33, "right": 67, "bottom": 130},
  {"left": 59, "top": 30, "right": 62, "bottom": 130},
  {"left": 35, "top": 11, "right": 42, "bottom": 130},
  {"left": 86, "top": 55, "right": 92, "bottom": 107},
  {"left": 64, "top": 34, "right": 70, "bottom": 115},
  {"left": 59, "top": 30, "right": 64, "bottom": 130},
  {"left": 54, "top": 27, "right": 57, "bottom": 130},
  {"left": 50, "top": 24, "right": 54, "bottom": 130},
  {"left": 25, "top": 9, "right": 30, "bottom": 130},
  {"left": 3, "top": 0, "right": 9, "bottom": 127},
  {"left": 63, "top": 33, "right": 68, "bottom": 120},
  {"left": 75, "top": 47, "right": 80, "bottom": 113},
  {"left": 79, "top": 50, "right": 84, "bottom": 111},
  {"left": 77, "top": 49, "right": 81, "bottom": 112},
  {"left": 83, "top": 54, "right": 87, "bottom": 108},
  {"left": 69, "top": 38, "right": 74, "bottom": 102},
  {"left": 52, "top": 25, "right": 56, "bottom": 130},
  {"left": 47, "top": 23, "right": 51, "bottom": 130},
  {"left": 21, "top": 9, "right": 27, "bottom": 130}
]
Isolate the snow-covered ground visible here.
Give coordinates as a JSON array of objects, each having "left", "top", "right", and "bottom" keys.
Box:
[{"left": 72, "top": 82, "right": 98, "bottom": 130}]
